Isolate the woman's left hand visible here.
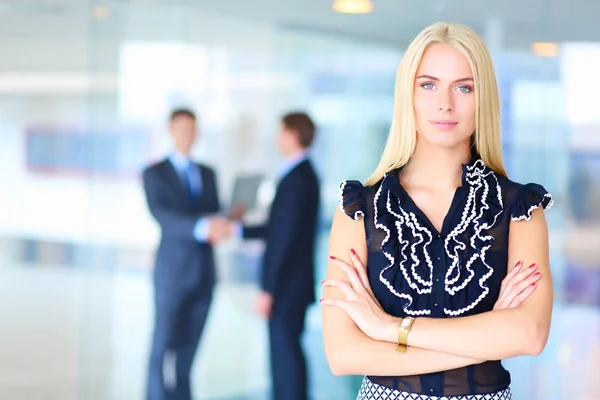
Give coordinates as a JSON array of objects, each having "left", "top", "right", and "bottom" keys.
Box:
[{"left": 321, "top": 249, "right": 399, "bottom": 343}]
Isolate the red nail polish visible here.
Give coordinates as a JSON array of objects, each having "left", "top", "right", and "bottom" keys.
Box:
[
  {"left": 321, "top": 280, "right": 324, "bottom": 284},
  {"left": 350, "top": 249, "right": 356, "bottom": 255},
  {"left": 329, "top": 256, "right": 336, "bottom": 260},
  {"left": 530, "top": 283, "right": 536, "bottom": 288},
  {"left": 529, "top": 263, "right": 536, "bottom": 269},
  {"left": 533, "top": 272, "right": 541, "bottom": 277},
  {"left": 319, "top": 298, "right": 323, "bottom": 303},
  {"left": 514, "top": 261, "right": 522, "bottom": 269}
]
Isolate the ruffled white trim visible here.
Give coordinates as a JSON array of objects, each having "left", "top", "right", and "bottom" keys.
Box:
[
  {"left": 374, "top": 179, "right": 431, "bottom": 316},
  {"left": 443, "top": 159, "right": 503, "bottom": 317},
  {"left": 511, "top": 193, "right": 554, "bottom": 222}
]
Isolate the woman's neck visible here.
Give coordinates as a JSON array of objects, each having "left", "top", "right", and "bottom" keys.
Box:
[{"left": 400, "top": 143, "right": 471, "bottom": 190}]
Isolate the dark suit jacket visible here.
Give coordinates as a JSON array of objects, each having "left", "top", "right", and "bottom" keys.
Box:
[
  {"left": 142, "top": 159, "right": 220, "bottom": 299},
  {"left": 244, "top": 160, "right": 320, "bottom": 307}
]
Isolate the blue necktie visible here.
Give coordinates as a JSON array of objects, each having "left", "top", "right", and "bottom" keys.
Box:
[{"left": 183, "top": 164, "right": 197, "bottom": 205}]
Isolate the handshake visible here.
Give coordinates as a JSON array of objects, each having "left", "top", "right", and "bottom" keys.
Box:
[{"left": 206, "top": 204, "right": 245, "bottom": 244}]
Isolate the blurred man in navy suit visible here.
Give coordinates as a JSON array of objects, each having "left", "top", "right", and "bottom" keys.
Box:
[
  {"left": 241, "top": 112, "right": 320, "bottom": 400},
  {"left": 143, "top": 109, "right": 232, "bottom": 400}
]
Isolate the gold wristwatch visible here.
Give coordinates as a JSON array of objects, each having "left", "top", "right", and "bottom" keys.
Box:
[{"left": 396, "top": 316, "right": 415, "bottom": 353}]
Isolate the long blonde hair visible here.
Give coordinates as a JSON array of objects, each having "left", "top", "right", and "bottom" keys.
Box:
[{"left": 365, "top": 22, "right": 507, "bottom": 186}]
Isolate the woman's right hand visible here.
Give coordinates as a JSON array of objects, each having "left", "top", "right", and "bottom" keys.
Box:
[{"left": 493, "top": 261, "right": 541, "bottom": 310}]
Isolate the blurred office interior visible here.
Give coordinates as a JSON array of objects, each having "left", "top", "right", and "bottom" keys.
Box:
[{"left": 0, "top": 1, "right": 599, "bottom": 399}]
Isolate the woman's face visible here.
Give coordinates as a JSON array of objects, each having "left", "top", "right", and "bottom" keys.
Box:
[{"left": 413, "top": 43, "right": 476, "bottom": 150}]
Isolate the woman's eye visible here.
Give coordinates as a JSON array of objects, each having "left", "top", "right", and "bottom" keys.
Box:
[
  {"left": 457, "top": 85, "right": 473, "bottom": 93},
  {"left": 421, "top": 82, "right": 436, "bottom": 90}
]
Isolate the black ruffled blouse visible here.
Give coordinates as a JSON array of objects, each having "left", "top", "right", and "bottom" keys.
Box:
[{"left": 339, "top": 156, "right": 553, "bottom": 397}]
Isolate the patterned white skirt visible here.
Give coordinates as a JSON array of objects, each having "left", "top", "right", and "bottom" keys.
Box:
[{"left": 356, "top": 377, "right": 512, "bottom": 400}]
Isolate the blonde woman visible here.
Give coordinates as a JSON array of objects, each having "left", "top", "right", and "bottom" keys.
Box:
[{"left": 321, "top": 22, "right": 553, "bottom": 400}]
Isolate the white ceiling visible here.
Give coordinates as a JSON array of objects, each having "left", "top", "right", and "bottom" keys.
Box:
[
  {"left": 0, "top": 0, "right": 599, "bottom": 49},
  {"left": 190, "top": 0, "right": 600, "bottom": 48}
]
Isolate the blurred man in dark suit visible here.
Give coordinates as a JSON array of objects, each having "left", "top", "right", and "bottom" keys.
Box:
[
  {"left": 241, "top": 112, "right": 320, "bottom": 400},
  {"left": 143, "top": 109, "right": 231, "bottom": 400}
]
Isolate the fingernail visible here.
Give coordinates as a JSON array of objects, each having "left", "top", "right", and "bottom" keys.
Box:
[
  {"left": 514, "top": 261, "right": 522, "bottom": 269},
  {"left": 321, "top": 280, "right": 325, "bottom": 284},
  {"left": 319, "top": 299, "right": 323, "bottom": 303},
  {"left": 329, "top": 256, "right": 336, "bottom": 260},
  {"left": 350, "top": 249, "right": 356, "bottom": 255},
  {"left": 533, "top": 272, "right": 541, "bottom": 277},
  {"left": 530, "top": 283, "right": 536, "bottom": 288},
  {"left": 529, "top": 263, "right": 536, "bottom": 269}
]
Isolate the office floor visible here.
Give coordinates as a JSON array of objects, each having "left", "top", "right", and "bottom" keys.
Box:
[{"left": 0, "top": 265, "right": 598, "bottom": 400}]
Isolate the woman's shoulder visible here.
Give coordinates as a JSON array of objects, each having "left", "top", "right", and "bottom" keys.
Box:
[
  {"left": 496, "top": 174, "right": 554, "bottom": 222},
  {"left": 338, "top": 179, "right": 382, "bottom": 221},
  {"left": 338, "top": 180, "right": 367, "bottom": 221}
]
